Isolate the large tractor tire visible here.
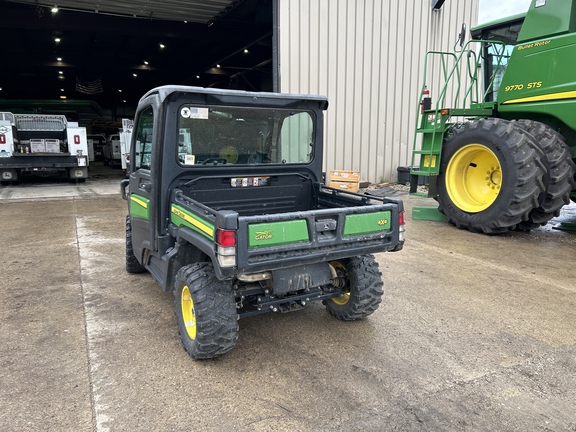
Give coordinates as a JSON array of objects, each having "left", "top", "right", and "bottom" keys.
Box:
[
  {"left": 436, "top": 118, "right": 545, "bottom": 234},
  {"left": 515, "top": 120, "right": 576, "bottom": 229},
  {"left": 323, "top": 255, "right": 384, "bottom": 320},
  {"left": 174, "top": 262, "right": 238, "bottom": 360},
  {"left": 125, "top": 216, "right": 146, "bottom": 273}
]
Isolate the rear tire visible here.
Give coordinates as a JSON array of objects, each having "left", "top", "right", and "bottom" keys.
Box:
[
  {"left": 515, "top": 120, "right": 576, "bottom": 229},
  {"left": 174, "top": 263, "right": 238, "bottom": 359},
  {"left": 323, "top": 255, "right": 384, "bottom": 320},
  {"left": 126, "top": 216, "right": 146, "bottom": 273},
  {"left": 436, "top": 118, "right": 545, "bottom": 234}
]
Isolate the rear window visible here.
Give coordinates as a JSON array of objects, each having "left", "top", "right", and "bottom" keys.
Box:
[{"left": 176, "top": 106, "right": 315, "bottom": 166}]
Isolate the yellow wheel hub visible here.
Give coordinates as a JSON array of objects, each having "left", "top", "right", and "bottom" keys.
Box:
[
  {"left": 330, "top": 261, "right": 350, "bottom": 305},
  {"left": 446, "top": 143, "right": 502, "bottom": 213},
  {"left": 181, "top": 285, "right": 197, "bottom": 340},
  {"left": 332, "top": 292, "right": 351, "bottom": 305}
]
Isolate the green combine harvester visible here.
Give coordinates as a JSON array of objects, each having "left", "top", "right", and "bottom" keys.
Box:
[{"left": 411, "top": 0, "right": 576, "bottom": 234}]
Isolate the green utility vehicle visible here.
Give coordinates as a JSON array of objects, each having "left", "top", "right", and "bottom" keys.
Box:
[
  {"left": 411, "top": 0, "right": 576, "bottom": 234},
  {"left": 121, "top": 85, "right": 405, "bottom": 359}
]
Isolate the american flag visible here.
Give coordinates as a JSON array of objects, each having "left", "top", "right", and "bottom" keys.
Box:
[{"left": 76, "top": 76, "right": 104, "bottom": 94}]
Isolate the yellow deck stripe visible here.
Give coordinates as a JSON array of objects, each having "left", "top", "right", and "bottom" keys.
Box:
[
  {"left": 502, "top": 90, "right": 576, "bottom": 105},
  {"left": 171, "top": 206, "right": 214, "bottom": 237},
  {"left": 130, "top": 195, "right": 148, "bottom": 209}
]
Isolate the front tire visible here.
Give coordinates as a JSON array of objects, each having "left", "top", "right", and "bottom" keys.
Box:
[
  {"left": 126, "top": 216, "right": 146, "bottom": 273},
  {"left": 324, "top": 255, "right": 384, "bottom": 320},
  {"left": 174, "top": 263, "right": 238, "bottom": 359},
  {"left": 436, "top": 118, "right": 545, "bottom": 234}
]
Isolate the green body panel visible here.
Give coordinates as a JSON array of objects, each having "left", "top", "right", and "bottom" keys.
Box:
[
  {"left": 517, "top": 0, "right": 576, "bottom": 43},
  {"left": 170, "top": 204, "right": 215, "bottom": 241},
  {"left": 343, "top": 211, "right": 391, "bottom": 236},
  {"left": 248, "top": 220, "right": 309, "bottom": 248},
  {"left": 498, "top": 32, "right": 576, "bottom": 131},
  {"left": 130, "top": 194, "right": 150, "bottom": 220}
]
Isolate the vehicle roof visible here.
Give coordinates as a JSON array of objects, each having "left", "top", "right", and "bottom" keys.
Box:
[
  {"left": 470, "top": 12, "right": 526, "bottom": 39},
  {"left": 139, "top": 85, "right": 329, "bottom": 110}
]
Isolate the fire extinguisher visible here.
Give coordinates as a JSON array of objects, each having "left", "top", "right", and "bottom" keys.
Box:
[{"left": 421, "top": 85, "right": 431, "bottom": 114}]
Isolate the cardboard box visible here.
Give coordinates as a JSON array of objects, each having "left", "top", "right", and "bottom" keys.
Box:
[
  {"left": 329, "top": 181, "right": 360, "bottom": 192},
  {"left": 30, "top": 139, "right": 45, "bottom": 153},
  {"left": 45, "top": 139, "right": 60, "bottom": 153},
  {"left": 328, "top": 170, "right": 360, "bottom": 192},
  {"left": 329, "top": 170, "right": 360, "bottom": 182}
]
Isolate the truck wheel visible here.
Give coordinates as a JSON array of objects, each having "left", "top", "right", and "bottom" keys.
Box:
[
  {"left": 125, "top": 216, "right": 146, "bottom": 273},
  {"left": 323, "top": 255, "right": 383, "bottom": 320},
  {"left": 436, "top": 118, "right": 544, "bottom": 234},
  {"left": 174, "top": 263, "right": 238, "bottom": 359},
  {"left": 515, "top": 120, "right": 576, "bottom": 229}
]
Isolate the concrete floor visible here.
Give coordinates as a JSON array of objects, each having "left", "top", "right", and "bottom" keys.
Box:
[{"left": 0, "top": 167, "right": 575, "bottom": 431}]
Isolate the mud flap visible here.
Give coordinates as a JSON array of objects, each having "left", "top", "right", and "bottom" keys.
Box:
[{"left": 271, "top": 262, "right": 331, "bottom": 295}]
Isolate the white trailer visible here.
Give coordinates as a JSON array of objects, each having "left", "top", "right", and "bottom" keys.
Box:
[
  {"left": 0, "top": 112, "right": 89, "bottom": 183},
  {"left": 119, "top": 118, "right": 133, "bottom": 173},
  {"left": 104, "top": 134, "right": 122, "bottom": 168}
]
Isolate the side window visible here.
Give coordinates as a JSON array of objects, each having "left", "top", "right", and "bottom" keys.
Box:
[
  {"left": 134, "top": 106, "right": 154, "bottom": 170},
  {"left": 278, "top": 112, "right": 314, "bottom": 163}
]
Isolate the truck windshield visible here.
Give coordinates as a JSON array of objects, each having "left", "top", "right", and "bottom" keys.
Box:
[
  {"left": 176, "top": 106, "right": 314, "bottom": 166},
  {"left": 475, "top": 19, "right": 523, "bottom": 101}
]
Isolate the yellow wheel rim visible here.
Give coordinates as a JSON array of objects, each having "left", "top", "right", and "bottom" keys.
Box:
[
  {"left": 332, "top": 292, "right": 351, "bottom": 305},
  {"left": 181, "top": 285, "right": 197, "bottom": 340},
  {"left": 446, "top": 143, "right": 502, "bottom": 213},
  {"left": 330, "top": 261, "right": 350, "bottom": 305}
]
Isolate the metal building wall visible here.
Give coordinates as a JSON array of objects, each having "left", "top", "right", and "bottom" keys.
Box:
[{"left": 278, "top": 0, "right": 479, "bottom": 183}]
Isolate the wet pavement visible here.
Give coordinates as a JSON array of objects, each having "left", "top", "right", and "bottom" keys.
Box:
[{"left": 0, "top": 167, "right": 575, "bottom": 431}]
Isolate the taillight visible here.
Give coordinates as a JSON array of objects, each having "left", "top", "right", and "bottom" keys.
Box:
[
  {"left": 398, "top": 212, "right": 405, "bottom": 242},
  {"left": 216, "top": 229, "right": 236, "bottom": 247},
  {"left": 216, "top": 228, "right": 236, "bottom": 267}
]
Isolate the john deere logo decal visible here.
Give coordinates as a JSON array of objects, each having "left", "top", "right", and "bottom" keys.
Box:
[
  {"left": 254, "top": 230, "right": 273, "bottom": 241},
  {"left": 377, "top": 218, "right": 389, "bottom": 226}
]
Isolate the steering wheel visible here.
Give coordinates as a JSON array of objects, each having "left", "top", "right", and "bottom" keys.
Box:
[{"left": 201, "top": 157, "right": 227, "bottom": 165}]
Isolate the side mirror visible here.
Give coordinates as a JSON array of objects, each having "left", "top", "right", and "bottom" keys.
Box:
[{"left": 459, "top": 23, "right": 467, "bottom": 48}]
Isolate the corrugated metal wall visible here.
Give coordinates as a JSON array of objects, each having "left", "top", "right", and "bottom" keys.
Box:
[{"left": 278, "top": 0, "right": 479, "bottom": 183}]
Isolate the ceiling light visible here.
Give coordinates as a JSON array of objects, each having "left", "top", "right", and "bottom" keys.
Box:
[
  {"left": 143, "top": 61, "right": 149, "bottom": 65},
  {"left": 60, "top": 95, "right": 67, "bottom": 99},
  {"left": 159, "top": 43, "right": 165, "bottom": 49},
  {"left": 196, "top": 75, "right": 200, "bottom": 79},
  {"left": 51, "top": 5, "right": 58, "bottom": 13},
  {"left": 55, "top": 38, "right": 61, "bottom": 42},
  {"left": 244, "top": 49, "right": 249, "bottom": 53},
  {"left": 184, "top": 20, "right": 188, "bottom": 23},
  {"left": 133, "top": 73, "right": 137, "bottom": 77},
  {"left": 60, "top": 88, "right": 64, "bottom": 91},
  {"left": 118, "top": 89, "right": 122, "bottom": 92},
  {"left": 57, "top": 57, "right": 62, "bottom": 61},
  {"left": 123, "top": 100, "right": 127, "bottom": 103},
  {"left": 58, "top": 71, "right": 63, "bottom": 74},
  {"left": 216, "top": 64, "right": 221, "bottom": 68},
  {"left": 58, "top": 75, "right": 65, "bottom": 81}
]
